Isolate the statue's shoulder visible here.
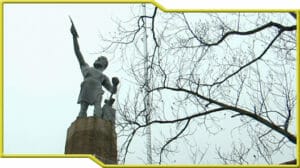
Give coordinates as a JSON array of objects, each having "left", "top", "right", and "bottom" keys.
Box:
[
  {"left": 102, "top": 73, "right": 109, "bottom": 79},
  {"left": 80, "top": 63, "right": 90, "bottom": 70},
  {"left": 80, "top": 64, "right": 91, "bottom": 76}
]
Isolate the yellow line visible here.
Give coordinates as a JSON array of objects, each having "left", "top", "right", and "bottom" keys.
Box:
[
  {"left": 297, "top": 10, "right": 300, "bottom": 167},
  {"left": 0, "top": 1, "right": 299, "bottom": 168},
  {"left": 0, "top": 0, "right": 3, "bottom": 158},
  {"left": 0, "top": 0, "right": 298, "bottom": 12}
]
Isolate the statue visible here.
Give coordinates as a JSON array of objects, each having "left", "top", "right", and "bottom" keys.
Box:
[
  {"left": 70, "top": 17, "right": 119, "bottom": 120},
  {"left": 102, "top": 96, "right": 117, "bottom": 124}
]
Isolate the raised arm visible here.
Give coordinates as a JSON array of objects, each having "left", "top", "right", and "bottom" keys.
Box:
[{"left": 70, "top": 17, "right": 87, "bottom": 67}]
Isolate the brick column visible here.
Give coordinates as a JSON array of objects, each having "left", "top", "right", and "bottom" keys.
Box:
[{"left": 65, "top": 117, "right": 117, "bottom": 164}]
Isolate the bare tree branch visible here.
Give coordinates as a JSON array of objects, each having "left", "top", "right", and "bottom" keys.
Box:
[
  {"left": 150, "top": 86, "right": 296, "bottom": 144},
  {"left": 102, "top": 10, "right": 296, "bottom": 164}
]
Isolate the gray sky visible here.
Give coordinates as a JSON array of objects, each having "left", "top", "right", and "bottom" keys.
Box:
[
  {"left": 3, "top": 3, "right": 297, "bottom": 165},
  {"left": 3, "top": 3, "right": 134, "bottom": 154}
]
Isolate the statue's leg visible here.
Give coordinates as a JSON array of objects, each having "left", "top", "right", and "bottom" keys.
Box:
[
  {"left": 78, "top": 102, "right": 88, "bottom": 117},
  {"left": 94, "top": 95, "right": 103, "bottom": 118}
]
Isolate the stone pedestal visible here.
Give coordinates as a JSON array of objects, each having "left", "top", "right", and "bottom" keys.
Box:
[{"left": 65, "top": 117, "right": 117, "bottom": 164}]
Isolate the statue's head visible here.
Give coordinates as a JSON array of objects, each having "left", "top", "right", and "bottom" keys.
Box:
[{"left": 94, "top": 56, "right": 108, "bottom": 69}]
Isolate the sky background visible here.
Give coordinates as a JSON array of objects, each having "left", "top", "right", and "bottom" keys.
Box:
[
  {"left": 3, "top": 3, "right": 134, "bottom": 154},
  {"left": 3, "top": 3, "right": 297, "bottom": 165}
]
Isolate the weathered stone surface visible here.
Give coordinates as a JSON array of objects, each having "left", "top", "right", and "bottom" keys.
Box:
[{"left": 65, "top": 117, "right": 117, "bottom": 164}]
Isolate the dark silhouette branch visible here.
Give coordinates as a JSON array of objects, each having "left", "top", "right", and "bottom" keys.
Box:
[
  {"left": 159, "top": 119, "right": 191, "bottom": 164},
  {"left": 129, "top": 107, "right": 227, "bottom": 127},
  {"left": 103, "top": 11, "right": 296, "bottom": 164},
  {"left": 210, "top": 29, "right": 284, "bottom": 86},
  {"left": 183, "top": 15, "right": 296, "bottom": 47},
  {"left": 150, "top": 86, "right": 296, "bottom": 144}
]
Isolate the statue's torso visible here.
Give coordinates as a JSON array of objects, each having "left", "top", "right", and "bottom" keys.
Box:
[
  {"left": 82, "top": 66, "right": 105, "bottom": 83},
  {"left": 77, "top": 65, "right": 105, "bottom": 104}
]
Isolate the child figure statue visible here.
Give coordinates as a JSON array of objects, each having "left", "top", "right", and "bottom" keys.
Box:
[{"left": 70, "top": 17, "right": 119, "bottom": 118}]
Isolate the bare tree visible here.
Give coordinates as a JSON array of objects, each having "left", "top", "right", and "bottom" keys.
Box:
[{"left": 99, "top": 6, "right": 296, "bottom": 164}]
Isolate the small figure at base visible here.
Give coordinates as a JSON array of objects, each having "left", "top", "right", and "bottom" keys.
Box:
[{"left": 102, "top": 97, "right": 116, "bottom": 123}]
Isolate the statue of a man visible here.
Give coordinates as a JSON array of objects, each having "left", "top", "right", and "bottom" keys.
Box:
[{"left": 70, "top": 19, "right": 119, "bottom": 118}]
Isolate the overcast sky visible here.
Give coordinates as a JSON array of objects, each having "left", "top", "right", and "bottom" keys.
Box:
[
  {"left": 3, "top": 3, "right": 136, "bottom": 154},
  {"left": 3, "top": 3, "right": 297, "bottom": 165}
]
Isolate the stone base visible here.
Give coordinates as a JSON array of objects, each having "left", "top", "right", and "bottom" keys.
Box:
[{"left": 65, "top": 117, "right": 117, "bottom": 164}]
